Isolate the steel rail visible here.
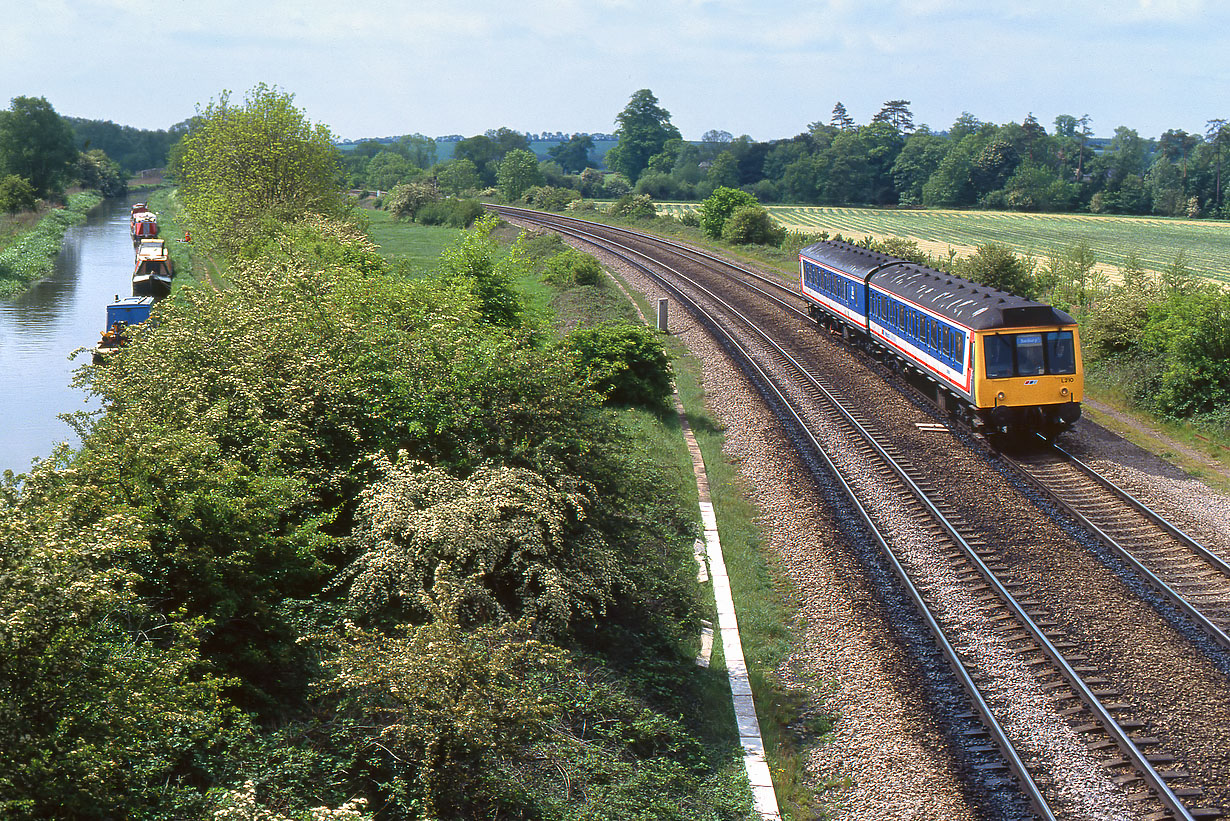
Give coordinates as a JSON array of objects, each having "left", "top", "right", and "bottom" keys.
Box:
[{"left": 1007, "top": 437, "right": 1230, "bottom": 654}]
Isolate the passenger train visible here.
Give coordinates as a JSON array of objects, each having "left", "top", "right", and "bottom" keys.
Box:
[{"left": 799, "top": 241, "right": 1082, "bottom": 438}]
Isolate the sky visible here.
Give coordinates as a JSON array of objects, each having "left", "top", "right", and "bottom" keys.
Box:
[{"left": 2, "top": 0, "right": 1227, "bottom": 143}]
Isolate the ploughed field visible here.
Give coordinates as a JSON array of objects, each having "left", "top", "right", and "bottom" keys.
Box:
[{"left": 654, "top": 203, "right": 1230, "bottom": 285}]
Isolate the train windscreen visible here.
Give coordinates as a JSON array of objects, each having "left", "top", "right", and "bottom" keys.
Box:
[{"left": 985, "top": 331, "right": 1076, "bottom": 378}]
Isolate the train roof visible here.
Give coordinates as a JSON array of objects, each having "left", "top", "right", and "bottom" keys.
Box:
[{"left": 799, "top": 241, "right": 1075, "bottom": 330}]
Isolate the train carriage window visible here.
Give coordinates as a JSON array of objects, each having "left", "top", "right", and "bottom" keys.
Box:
[{"left": 1045, "top": 331, "right": 1076, "bottom": 374}]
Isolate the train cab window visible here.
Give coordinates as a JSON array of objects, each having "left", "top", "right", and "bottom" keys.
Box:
[
  {"left": 985, "top": 335, "right": 1014, "bottom": 379},
  {"left": 1015, "top": 333, "right": 1045, "bottom": 376},
  {"left": 1045, "top": 331, "right": 1077, "bottom": 374}
]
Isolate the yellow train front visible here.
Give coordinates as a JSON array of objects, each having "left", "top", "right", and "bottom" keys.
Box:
[
  {"left": 800, "top": 241, "right": 1083, "bottom": 439},
  {"left": 970, "top": 322, "right": 1082, "bottom": 436}
]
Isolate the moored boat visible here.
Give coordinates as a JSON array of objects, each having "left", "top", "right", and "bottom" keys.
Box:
[
  {"left": 92, "top": 295, "right": 154, "bottom": 364},
  {"left": 131, "top": 205, "right": 159, "bottom": 244},
  {"left": 132, "top": 239, "right": 173, "bottom": 298}
]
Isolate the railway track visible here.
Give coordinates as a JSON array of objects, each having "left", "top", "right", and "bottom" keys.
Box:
[
  {"left": 1005, "top": 441, "right": 1230, "bottom": 652},
  {"left": 491, "top": 205, "right": 1229, "bottom": 819}
]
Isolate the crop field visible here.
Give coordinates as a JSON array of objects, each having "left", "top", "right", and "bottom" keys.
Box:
[{"left": 655, "top": 203, "right": 1230, "bottom": 285}]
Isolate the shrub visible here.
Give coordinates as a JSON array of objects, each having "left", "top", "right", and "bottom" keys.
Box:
[
  {"left": 607, "top": 193, "right": 657, "bottom": 220},
  {"left": 416, "top": 198, "right": 484, "bottom": 228},
  {"left": 720, "top": 204, "right": 785, "bottom": 246},
  {"left": 698, "top": 186, "right": 757, "bottom": 239},
  {"left": 0, "top": 174, "right": 36, "bottom": 214},
  {"left": 955, "top": 242, "right": 1039, "bottom": 300},
  {"left": 521, "top": 185, "right": 581, "bottom": 212},
  {"left": 542, "top": 248, "right": 603, "bottom": 287},
  {"left": 565, "top": 322, "right": 673, "bottom": 408}
]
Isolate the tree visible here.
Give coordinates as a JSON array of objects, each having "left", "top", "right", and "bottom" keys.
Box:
[
  {"left": 1076, "top": 114, "right": 1093, "bottom": 181},
  {"left": 0, "top": 174, "right": 37, "bottom": 214},
  {"left": 1159, "top": 128, "right": 1199, "bottom": 191},
  {"left": 397, "top": 133, "right": 437, "bottom": 169},
  {"left": 872, "top": 100, "right": 914, "bottom": 134},
  {"left": 546, "top": 133, "right": 595, "bottom": 173},
  {"left": 605, "top": 90, "right": 681, "bottom": 183},
  {"left": 699, "top": 129, "right": 733, "bottom": 162},
  {"left": 170, "top": 83, "right": 347, "bottom": 252},
  {"left": 365, "top": 149, "right": 418, "bottom": 192},
  {"left": 0, "top": 96, "right": 79, "bottom": 199},
  {"left": 385, "top": 180, "right": 438, "bottom": 220},
  {"left": 698, "top": 186, "right": 757, "bottom": 238},
  {"left": 830, "top": 101, "right": 855, "bottom": 131},
  {"left": 76, "top": 149, "right": 127, "bottom": 197},
  {"left": 496, "top": 148, "right": 542, "bottom": 201},
  {"left": 1020, "top": 113, "right": 1047, "bottom": 162},
  {"left": 704, "top": 152, "right": 740, "bottom": 188},
  {"left": 436, "top": 158, "right": 481, "bottom": 195},
  {"left": 892, "top": 130, "right": 949, "bottom": 205},
  {"left": 949, "top": 112, "right": 984, "bottom": 142},
  {"left": 1206, "top": 118, "right": 1229, "bottom": 211},
  {"left": 972, "top": 139, "right": 1020, "bottom": 197}
]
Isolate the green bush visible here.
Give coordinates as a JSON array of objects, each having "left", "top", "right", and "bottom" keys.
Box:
[
  {"left": 416, "top": 197, "right": 484, "bottom": 227},
  {"left": 542, "top": 247, "right": 603, "bottom": 286},
  {"left": 565, "top": 321, "right": 673, "bottom": 408},
  {"left": 954, "top": 242, "right": 1040, "bottom": 299},
  {"left": 720, "top": 204, "right": 785, "bottom": 246},
  {"left": 521, "top": 185, "right": 581, "bottom": 212},
  {"left": 608, "top": 193, "right": 657, "bottom": 220},
  {"left": 0, "top": 174, "right": 36, "bottom": 214},
  {"left": 698, "top": 186, "right": 757, "bottom": 239}
]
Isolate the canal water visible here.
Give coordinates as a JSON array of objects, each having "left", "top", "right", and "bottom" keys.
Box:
[{"left": 0, "top": 196, "right": 136, "bottom": 474}]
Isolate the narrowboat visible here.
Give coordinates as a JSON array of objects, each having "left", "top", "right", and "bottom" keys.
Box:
[
  {"left": 132, "top": 239, "right": 173, "bottom": 298},
  {"left": 92, "top": 295, "right": 154, "bottom": 364}
]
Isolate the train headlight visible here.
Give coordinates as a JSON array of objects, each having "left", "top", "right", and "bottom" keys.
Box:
[
  {"left": 996, "top": 391, "right": 1005, "bottom": 402},
  {"left": 1061, "top": 387, "right": 1069, "bottom": 397}
]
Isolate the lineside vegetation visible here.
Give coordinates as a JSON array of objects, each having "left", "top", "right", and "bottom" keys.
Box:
[{"left": 1, "top": 85, "right": 753, "bottom": 820}]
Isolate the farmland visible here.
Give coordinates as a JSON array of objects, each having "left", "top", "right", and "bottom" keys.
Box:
[{"left": 655, "top": 203, "right": 1230, "bottom": 285}]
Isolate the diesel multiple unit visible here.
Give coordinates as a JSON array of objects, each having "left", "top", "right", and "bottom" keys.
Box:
[{"left": 800, "top": 241, "right": 1082, "bottom": 437}]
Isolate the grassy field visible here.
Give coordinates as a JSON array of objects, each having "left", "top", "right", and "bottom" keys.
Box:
[
  {"left": 363, "top": 208, "right": 463, "bottom": 275},
  {"left": 656, "top": 203, "right": 1230, "bottom": 284}
]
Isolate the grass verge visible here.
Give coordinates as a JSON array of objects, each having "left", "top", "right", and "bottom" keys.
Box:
[
  {"left": 0, "top": 192, "right": 103, "bottom": 297},
  {"left": 594, "top": 248, "right": 829, "bottom": 818}
]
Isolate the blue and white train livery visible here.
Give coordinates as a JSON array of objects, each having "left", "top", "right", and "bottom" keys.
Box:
[{"left": 800, "top": 241, "right": 1083, "bottom": 437}]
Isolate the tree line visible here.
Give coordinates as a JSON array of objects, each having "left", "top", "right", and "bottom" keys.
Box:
[
  {"left": 339, "top": 90, "right": 1230, "bottom": 221},
  {"left": 607, "top": 92, "right": 1230, "bottom": 217},
  {"left": 0, "top": 96, "right": 132, "bottom": 213}
]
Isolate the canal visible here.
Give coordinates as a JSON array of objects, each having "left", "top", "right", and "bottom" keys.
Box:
[{"left": 0, "top": 196, "right": 136, "bottom": 474}]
